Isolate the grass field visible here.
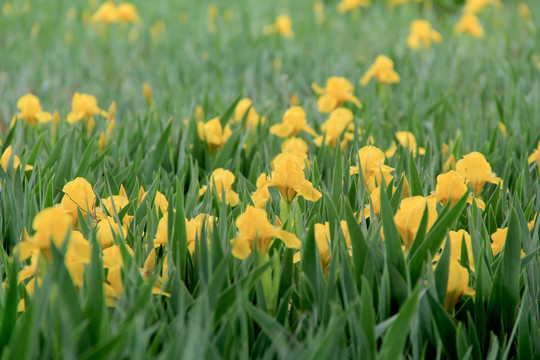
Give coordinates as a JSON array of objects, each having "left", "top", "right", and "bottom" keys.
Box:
[{"left": 1, "top": 0, "right": 540, "bottom": 358}]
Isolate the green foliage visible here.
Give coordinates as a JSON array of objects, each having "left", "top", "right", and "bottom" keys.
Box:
[{"left": 1, "top": 0, "right": 540, "bottom": 359}]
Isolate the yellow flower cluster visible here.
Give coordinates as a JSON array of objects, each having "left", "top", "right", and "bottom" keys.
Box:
[
  {"left": 91, "top": 1, "right": 140, "bottom": 24},
  {"left": 263, "top": 15, "right": 294, "bottom": 38}
]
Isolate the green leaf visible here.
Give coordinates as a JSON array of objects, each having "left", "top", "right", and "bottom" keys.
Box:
[
  {"left": 171, "top": 180, "right": 188, "bottom": 279},
  {"left": 331, "top": 144, "right": 343, "bottom": 208},
  {"left": 408, "top": 152, "right": 423, "bottom": 196},
  {"left": 75, "top": 137, "right": 97, "bottom": 178},
  {"left": 301, "top": 224, "right": 322, "bottom": 302},
  {"left": 379, "top": 183, "right": 406, "bottom": 278},
  {"left": 144, "top": 120, "right": 172, "bottom": 184},
  {"left": 26, "top": 133, "right": 45, "bottom": 166},
  {"left": 433, "top": 233, "right": 451, "bottom": 305},
  {"left": 83, "top": 234, "right": 107, "bottom": 345},
  {"left": 379, "top": 285, "right": 422, "bottom": 360},
  {"left": 43, "top": 134, "right": 67, "bottom": 170},
  {"left": 219, "top": 95, "right": 242, "bottom": 128},
  {"left": 345, "top": 202, "right": 368, "bottom": 283},
  {"left": 1, "top": 124, "right": 16, "bottom": 153},
  {"left": 488, "top": 209, "right": 521, "bottom": 333},
  {"left": 0, "top": 259, "right": 18, "bottom": 350},
  {"left": 426, "top": 291, "right": 458, "bottom": 358}
]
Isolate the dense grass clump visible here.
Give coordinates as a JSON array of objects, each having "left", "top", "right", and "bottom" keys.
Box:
[{"left": 0, "top": 0, "right": 539, "bottom": 358}]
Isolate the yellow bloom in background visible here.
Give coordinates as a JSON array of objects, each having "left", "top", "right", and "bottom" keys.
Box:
[
  {"left": 207, "top": 4, "right": 218, "bottom": 33},
  {"left": 362, "top": 186, "right": 382, "bottom": 220},
  {"left": 440, "top": 230, "right": 474, "bottom": 271},
  {"left": 454, "top": 13, "right": 484, "bottom": 38},
  {"left": 96, "top": 216, "right": 126, "bottom": 249},
  {"left": 360, "top": 55, "right": 401, "bottom": 86},
  {"left": 234, "top": 98, "right": 265, "bottom": 128},
  {"left": 442, "top": 143, "right": 456, "bottom": 172},
  {"left": 64, "top": 232, "right": 92, "bottom": 288},
  {"left": 140, "top": 249, "right": 170, "bottom": 297},
  {"left": 264, "top": 153, "right": 322, "bottom": 203},
  {"left": 455, "top": 152, "right": 501, "bottom": 195},
  {"left": 293, "top": 221, "right": 351, "bottom": 270},
  {"left": 490, "top": 227, "right": 507, "bottom": 256},
  {"left": 251, "top": 174, "right": 271, "bottom": 208},
  {"left": 91, "top": 1, "right": 139, "bottom": 24},
  {"left": 431, "top": 170, "right": 485, "bottom": 209},
  {"left": 16, "top": 94, "right": 52, "bottom": 125},
  {"left": 116, "top": 3, "right": 140, "bottom": 24},
  {"left": 103, "top": 244, "right": 133, "bottom": 305},
  {"left": 138, "top": 187, "right": 169, "bottom": 216},
  {"left": 98, "top": 132, "right": 107, "bottom": 153},
  {"left": 385, "top": 131, "right": 426, "bottom": 157},
  {"left": 388, "top": 0, "right": 420, "bottom": 6},
  {"left": 107, "top": 100, "right": 116, "bottom": 122},
  {"left": 527, "top": 141, "right": 540, "bottom": 170},
  {"left": 407, "top": 20, "right": 442, "bottom": 50},
  {"left": 311, "top": 77, "right": 362, "bottom": 113},
  {"left": 207, "top": 4, "right": 218, "bottom": 21},
  {"left": 313, "top": 1, "right": 325, "bottom": 25},
  {"left": 18, "top": 207, "right": 73, "bottom": 261},
  {"left": 1, "top": 146, "right": 33, "bottom": 172},
  {"left": 150, "top": 19, "right": 166, "bottom": 39},
  {"left": 361, "top": 175, "right": 409, "bottom": 220},
  {"left": 153, "top": 215, "right": 169, "bottom": 248},
  {"left": 16, "top": 208, "right": 91, "bottom": 288},
  {"left": 60, "top": 177, "right": 96, "bottom": 226},
  {"left": 67, "top": 93, "right": 107, "bottom": 124},
  {"left": 497, "top": 122, "right": 507, "bottom": 136},
  {"left": 197, "top": 117, "right": 232, "bottom": 151},
  {"left": 2, "top": 2, "right": 13, "bottom": 16},
  {"left": 463, "top": 0, "right": 497, "bottom": 14},
  {"left": 444, "top": 258, "right": 474, "bottom": 310},
  {"left": 224, "top": 9, "right": 234, "bottom": 23},
  {"left": 270, "top": 106, "right": 317, "bottom": 138},
  {"left": 490, "top": 219, "right": 533, "bottom": 256},
  {"left": 394, "top": 196, "right": 438, "bottom": 248},
  {"left": 350, "top": 145, "right": 395, "bottom": 193},
  {"left": 337, "top": 0, "right": 371, "bottom": 13},
  {"left": 199, "top": 168, "right": 240, "bottom": 207},
  {"left": 263, "top": 14, "right": 294, "bottom": 38},
  {"left": 143, "top": 82, "right": 153, "bottom": 105},
  {"left": 281, "top": 137, "right": 309, "bottom": 162},
  {"left": 314, "top": 108, "right": 354, "bottom": 149},
  {"left": 100, "top": 194, "right": 129, "bottom": 217},
  {"left": 290, "top": 93, "right": 300, "bottom": 106},
  {"left": 153, "top": 213, "right": 215, "bottom": 254},
  {"left": 187, "top": 214, "right": 215, "bottom": 254},
  {"left": 96, "top": 186, "right": 132, "bottom": 226},
  {"left": 518, "top": 3, "right": 531, "bottom": 22},
  {"left": 231, "top": 206, "right": 300, "bottom": 259},
  {"left": 91, "top": 1, "right": 118, "bottom": 23},
  {"left": 195, "top": 105, "right": 205, "bottom": 121}
]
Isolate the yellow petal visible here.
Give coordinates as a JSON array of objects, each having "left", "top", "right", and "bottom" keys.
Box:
[
  {"left": 231, "top": 236, "right": 252, "bottom": 259},
  {"left": 528, "top": 152, "right": 538, "bottom": 164},
  {"left": 294, "top": 181, "right": 322, "bottom": 202},
  {"left": 317, "top": 95, "right": 338, "bottom": 113},
  {"left": 270, "top": 123, "right": 293, "bottom": 138},
  {"left": 35, "top": 111, "right": 53, "bottom": 123},
  {"left": 225, "top": 191, "right": 240, "bottom": 207},
  {"left": 302, "top": 125, "right": 318, "bottom": 137},
  {"left": 311, "top": 82, "right": 325, "bottom": 95},
  {"left": 275, "top": 230, "right": 301, "bottom": 249},
  {"left": 345, "top": 95, "right": 362, "bottom": 108},
  {"left": 14, "top": 241, "right": 36, "bottom": 261}
]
